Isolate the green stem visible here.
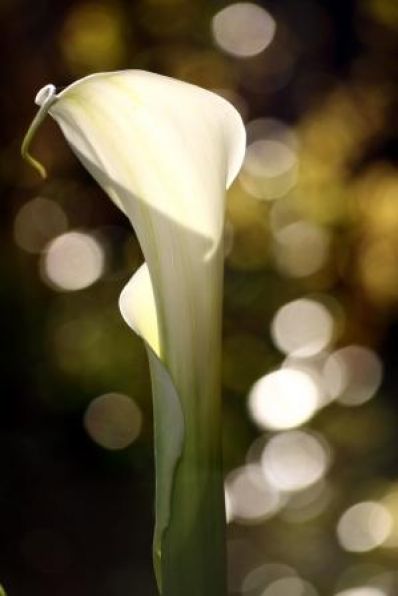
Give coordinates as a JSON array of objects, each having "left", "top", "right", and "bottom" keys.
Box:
[
  {"left": 149, "top": 348, "right": 227, "bottom": 596},
  {"left": 162, "top": 428, "right": 227, "bottom": 596}
]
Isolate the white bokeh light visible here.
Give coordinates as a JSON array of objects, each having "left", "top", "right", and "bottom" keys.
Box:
[
  {"left": 263, "top": 577, "right": 318, "bottom": 596},
  {"left": 241, "top": 562, "right": 297, "bottom": 594},
  {"left": 261, "top": 430, "right": 331, "bottom": 492},
  {"left": 240, "top": 139, "right": 297, "bottom": 200},
  {"left": 225, "top": 464, "right": 282, "bottom": 523},
  {"left": 41, "top": 231, "right": 105, "bottom": 291},
  {"left": 323, "top": 346, "right": 382, "bottom": 406},
  {"left": 246, "top": 118, "right": 297, "bottom": 148},
  {"left": 334, "top": 588, "right": 387, "bottom": 596},
  {"left": 248, "top": 368, "right": 320, "bottom": 430},
  {"left": 380, "top": 487, "right": 398, "bottom": 547},
  {"left": 281, "top": 355, "right": 332, "bottom": 409},
  {"left": 244, "top": 140, "right": 297, "bottom": 179},
  {"left": 212, "top": 2, "right": 276, "bottom": 58},
  {"left": 337, "top": 502, "right": 393, "bottom": 553},
  {"left": 271, "top": 298, "right": 334, "bottom": 357},
  {"left": 273, "top": 220, "right": 331, "bottom": 278}
]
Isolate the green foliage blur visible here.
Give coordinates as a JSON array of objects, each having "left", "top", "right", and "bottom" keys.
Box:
[{"left": 1, "top": 0, "right": 398, "bottom": 595}]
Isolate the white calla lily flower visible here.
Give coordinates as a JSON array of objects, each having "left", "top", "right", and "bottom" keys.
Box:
[{"left": 22, "top": 70, "right": 246, "bottom": 596}]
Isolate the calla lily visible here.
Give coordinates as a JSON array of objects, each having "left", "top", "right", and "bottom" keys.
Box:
[{"left": 22, "top": 70, "right": 246, "bottom": 595}]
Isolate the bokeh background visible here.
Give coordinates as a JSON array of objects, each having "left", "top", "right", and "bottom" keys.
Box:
[{"left": 1, "top": 0, "right": 398, "bottom": 594}]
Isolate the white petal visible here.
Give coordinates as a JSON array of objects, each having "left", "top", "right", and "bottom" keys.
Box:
[
  {"left": 45, "top": 70, "right": 244, "bottom": 393},
  {"left": 49, "top": 70, "right": 246, "bottom": 245},
  {"left": 119, "top": 262, "right": 160, "bottom": 357}
]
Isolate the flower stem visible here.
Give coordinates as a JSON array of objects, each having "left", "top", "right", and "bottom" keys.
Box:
[{"left": 161, "top": 399, "right": 227, "bottom": 596}]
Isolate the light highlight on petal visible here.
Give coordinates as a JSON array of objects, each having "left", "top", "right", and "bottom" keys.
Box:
[{"left": 119, "top": 262, "right": 160, "bottom": 358}]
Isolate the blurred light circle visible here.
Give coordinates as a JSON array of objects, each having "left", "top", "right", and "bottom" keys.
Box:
[
  {"left": 273, "top": 221, "right": 331, "bottom": 278},
  {"left": 242, "top": 562, "right": 297, "bottom": 594},
  {"left": 225, "top": 464, "right": 282, "bottom": 523},
  {"left": 42, "top": 231, "right": 104, "bottom": 291},
  {"left": 334, "top": 564, "right": 390, "bottom": 594},
  {"left": 240, "top": 140, "right": 297, "bottom": 200},
  {"left": 337, "top": 502, "right": 393, "bottom": 553},
  {"left": 281, "top": 355, "right": 331, "bottom": 409},
  {"left": 248, "top": 369, "right": 319, "bottom": 430},
  {"left": 212, "top": 2, "right": 276, "bottom": 58},
  {"left": 245, "top": 140, "right": 296, "bottom": 178},
  {"left": 14, "top": 197, "right": 68, "bottom": 254},
  {"left": 246, "top": 118, "right": 298, "bottom": 148},
  {"left": 380, "top": 487, "right": 398, "bottom": 547},
  {"left": 263, "top": 577, "right": 318, "bottom": 596},
  {"left": 323, "top": 346, "right": 382, "bottom": 406},
  {"left": 61, "top": 3, "right": 124, "bottom": 73},
  {"left": 261, "top": 430, "right": 330, "bottom": 492},
  {"left": 224, "top": 487, "right": 234, "bottom": 523},
  {"left": 84, "top": 393, "right": 142, "bottom": 450},
  {"left": 335, "top": 588, "right": 387, "bottom": 596},
  {"left": 281, "top": 480, "right": 333, "bottom": 524},
  {"left": 269, "top": 197, "right": 301, "bottom": 233},
  {"left": 271, "top": 298, "right": 334, "bottom": 357},
  {"left": 227, "top": 538, "right": 259, "bottom": 593}
]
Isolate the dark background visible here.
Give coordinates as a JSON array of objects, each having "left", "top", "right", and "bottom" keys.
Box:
[{"left": 1, "top": 0, "right": 398, "bottom": 594}]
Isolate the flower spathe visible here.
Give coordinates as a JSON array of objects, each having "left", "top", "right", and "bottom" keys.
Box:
[{"left": 23, "top": 70, "right": 246, "bottom": 595}]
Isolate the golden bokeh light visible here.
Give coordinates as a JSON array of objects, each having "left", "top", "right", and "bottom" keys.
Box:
[
  {"left": 366, "top": 0, "right": 398, "bottom": 31},
  {"left": 60, "top": 3, "right": 125, "bottom": 74},
  {"left": 164, "top": 49, "right": 235, "bottom": 90},
  {"left": 137, "top": 0, "right": 199, "bottom": 38},
  {"left": 226, "top": 181, "right": 270, "bottom": 269}
]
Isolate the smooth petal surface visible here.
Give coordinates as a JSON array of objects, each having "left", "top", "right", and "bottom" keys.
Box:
[
  {"left": 119, "top": 262, "right": 160, "bottom": 358},
  {"left": 50, "top": 70, "right": 245, "bottom": 245}
]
